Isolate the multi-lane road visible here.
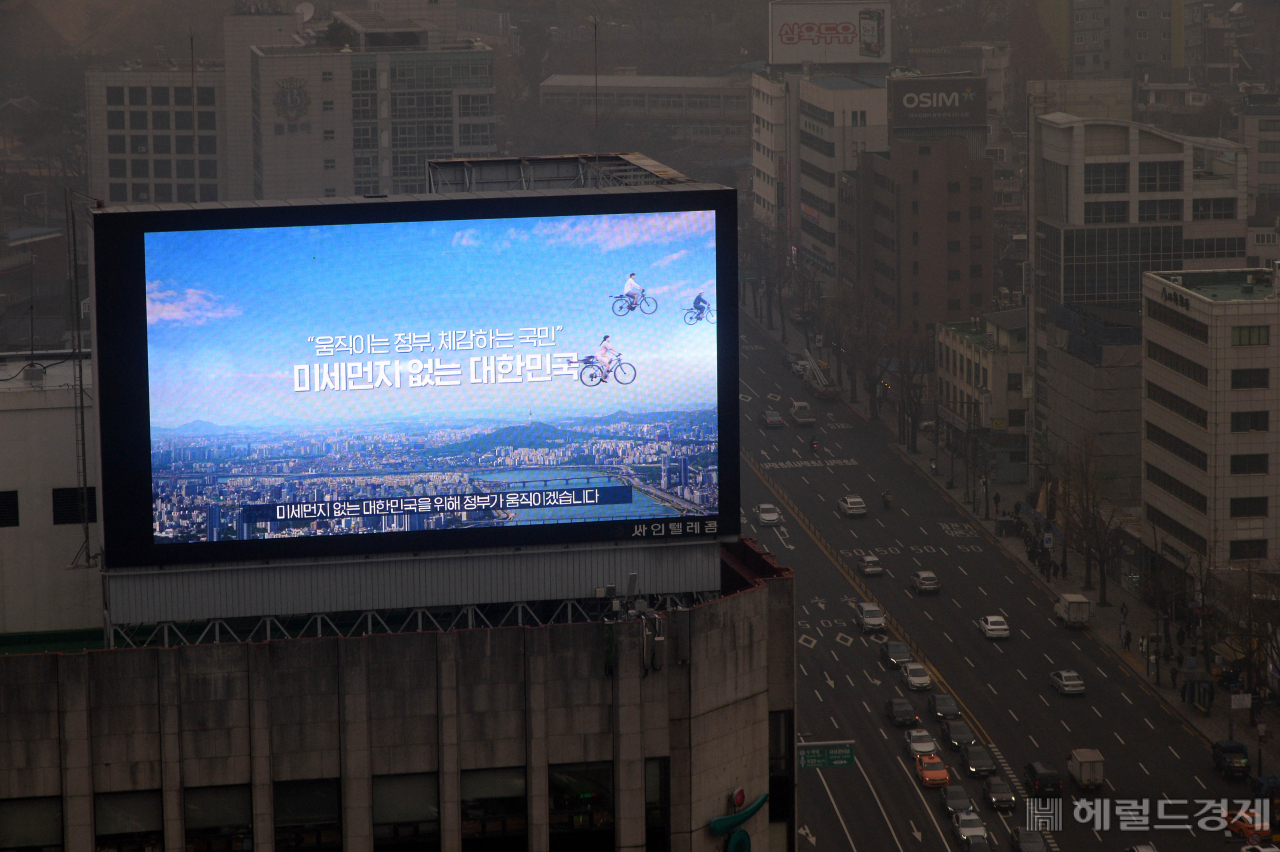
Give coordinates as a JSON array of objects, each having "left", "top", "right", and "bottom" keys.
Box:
[{"left": 737, "top": 319, "right": 1257, "bottom": 852}]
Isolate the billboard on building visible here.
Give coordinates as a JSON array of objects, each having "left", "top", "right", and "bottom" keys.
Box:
[
  {"left": 889, "top": 76, "right": 987, "bottom": 128},
  {"left": 768, "top": 1, "right": 892, "bottom": 66},
  {"left": 92, "top": 191, "right": 738, "bottom": 568}
]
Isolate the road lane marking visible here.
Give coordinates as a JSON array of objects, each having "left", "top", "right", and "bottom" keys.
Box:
[
  {"left": 1193, "top": 776, "right": 1205, "bottom": 790},
  {"left": 832, "top": 650, "right": 840, "bottom": 661},
  {"left": 1047, "top": 617, "right": 1056, "bottom": 627},
  {"left": 924, "top": 611, "right": 934, "bottom": 621},
  {"left": 800, "top": 664, "right": 808, "bottom": 675},
  {"left": 815, "top": 690, "right": 824, "bottom": 701},
  {"left": 1044, "top": 654, "right": 1055, "bottom": 664},
  {"left": 848, "top": 675, "right": 856, "bottom": 687},
  {"left": 957, "top": 566, "right": 968, "bottom": 576},
  {"left": 920, "top": 526, "right": 929, "bottom": 535},
  {"left": 1139, "top": 763, "right": 1149, "bottom": 775},
  {"left": 901, "top": 509, "right": 909, "bottom": 517},
  {"left": 978, "top": 586, "right": 987, "bottom": 596},
  {"left": 1092, "top": 706, "right": 1101, "bottom": 717},
  {"left": 831, "top": 716, "right": 839, "bottom": 728},
  {"left": 1026, "top": 597, "right": 1037, "bottom": 607},
  {"left": 1005, "top": 575, "right": 1014, "bottom": 584},
  {"left": 993, "top": 643, "right": 1004, "bottom": 654},
  {"left": 876, "top": 519, "right": 885, "bottom": 527},
  {"left": 867, "top": 474, "right": 875, "bottom": 482},
  {"left": 1020, "top": 629, "right": 1030, "bottom": 640},
  {"left": 952, "top": 598, "right": 962, "bottom": 608},
  {"left": 1114, "top": 732, "right": 1125, "bottom": 745},
  {"left": 914, "top": 557, "right": 921, "bottom": 566},
  {"left": 1144, "top": 718, "right": 1154, "bottom": 730},
  {"left": 1039, "top": 695, "right": 1049, "bottom": 707},
  {"left": 1061, "top": 720, "right": 1070, "bottom": 732},
  {"left": 894, "top": 756, "right": 949, "bottom": 851},
  {"left": 1120, "top": 691, "right": 1133, "bottom": 705},
  {"left": 1009, "top": 710, "right": 1019, "bottom": 722},
  {"left": 1072, "top": 641, "right": 1080, "bottom": 650},
  {"left": 810, "top": 759, "right": 861, "bottom": 852},
  {"left": 988, "top": 683, "right": 997, "bottom": 695},
  {"left": 1017, "top": 669, "right": 1027, "bottom": 680},
  {"left": 1095, "top": 667, "right": 1108, "bottom": 678},
  {"left": 880, "top": 729, "right": 887, "bottom": 739},
  {"left": 1029, "top": 735, "right": 1039, "bottom": 747},
  {"left": 940, "top": 547, "right": 948, "bottom": 555},
  {"left": 843, "top": 482, "right": 850, "bottom": 490},
  {"left": 802, "top": 476, "right": 809, "bottom": 484},
  {"left": 1169, "top": 746, "right": 1180, "bottom": 760},
  {"left": 740, "top": 379, "right": 759, "bottom": 395},
  {"left": 817, "top": 494, "right": 825, "bottom": 501},
  {"left": 999, "top": 608, "right": 1009, "bottom": 617}
]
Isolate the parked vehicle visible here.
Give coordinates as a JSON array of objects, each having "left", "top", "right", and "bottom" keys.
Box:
[
  {"left": 1213, "top": 740, "right": 1251, "bottom": 779},
  {"left": 1054, "top": 593, "right": 1090, "bottom": 627},
  {"left": 1067, "top": 748, "right": 1105, "bottom": 791}
]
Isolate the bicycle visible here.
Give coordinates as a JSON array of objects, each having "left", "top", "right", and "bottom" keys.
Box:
[
  {"left": 683, "top": 305, "right": 716, "bottom": 325},
  {"left": 612, "top": 293, "right": 657, "bottom": 316},
  {"left": 578, "top": 353, "right": 637, "bottom": 386}
]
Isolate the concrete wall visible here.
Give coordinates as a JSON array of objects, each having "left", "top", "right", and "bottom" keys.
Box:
[{"left": 0, "top": 578, "right": 790, "bottom": 852}]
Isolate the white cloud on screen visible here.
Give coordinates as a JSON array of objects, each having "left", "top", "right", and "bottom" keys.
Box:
[
  {"left": 651, "top": 250, "right": 689, "bottom": 268},
  {"left": 532, "top": 211, "right": 714, "bottom": 251},
  {"left": 452, "top": 228, "right": 481, "bottom": 246},
  {"left": 146, "top": 281, "right": 242, "bottom": 326}
]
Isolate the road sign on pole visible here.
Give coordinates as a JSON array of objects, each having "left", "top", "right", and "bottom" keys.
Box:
[{"left": 797, "top": 740, "right": 855, "bottom": 769}]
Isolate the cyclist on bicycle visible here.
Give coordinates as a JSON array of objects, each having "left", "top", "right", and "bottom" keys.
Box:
[
  {"left": 693, "top": 291, "right": 710, "bottom": 320},
  {"left": 623, "top": 273, "right": 644, "bottom": 310},
  {"left": 595, "top": 335, "right": 618, "bottom": 381}
]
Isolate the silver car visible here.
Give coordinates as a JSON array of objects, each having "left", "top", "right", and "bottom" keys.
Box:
[
  {"left": 754, "top": 504, "right": 782, "bottom": 526},
  {"left": 1049, "top": 669, "right": 1085, "bottom": 695},
  {"left": 855, "top": 601, "right": 886, "bottom": 632},
  {"left": 901, "top": 661, "right": 932, "bottom": 690},
  {"left": 857, "top": 554, "right": 883, "bottom": 576},
  {"left": 838, "top": 494, "right": 867, "bottom": 517},
  {"left": 904, "top": 727, "right": 939, "bottom": 758}
]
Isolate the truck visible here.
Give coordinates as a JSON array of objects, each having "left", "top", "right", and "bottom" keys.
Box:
[
  {"left": 1055, "top": 593, "right": 1091, "bottom": 627},
  {"left": 1068, "top": 748, "right": 1105, "bottom": 791},
  {"left": 789, "top": 401, "right": 816, "bottom": 425},
  {"left": 802, "top": 350, "right": 840, "bottom": 400}
]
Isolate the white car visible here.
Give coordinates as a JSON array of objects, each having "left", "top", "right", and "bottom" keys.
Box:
[
  {"left": 1049, "top": 670, "right": 1085, "bottom": 695},
  {"left": 855, "top": 601, "right": 886, "bottom": 632},
  {"left": 838, "top": 494, "right": 867, "bottom": 517},
  {"left": 755, "top": 504, "right": 782, "bottom": 526},
  {"left": 904, "top": 727, "right": 939, "bottom": 757},
  {"left": 901, "top": 661, "right": 932, "bottom": 690},
  {"left": 978, "top": 616, "right": 1010, "bottom": 639},
  {"left": 1240, "top": 845, "right": 1280, "bottom": 852},
  {"left": 857, "top": 554, "right": 883, "bottom": 576}
]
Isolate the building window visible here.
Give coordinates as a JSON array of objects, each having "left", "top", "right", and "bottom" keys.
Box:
[
  {"left": 1146, "top": 503, "right": 1207, "bottom": 554},
  {"left": 176, "top": 184, "right": 196, "bottom": 202},
  {"left": 947, "top": 298, "right": 961, "bottom": 311},
  {"left": 458, "top": 94, "right": 493, "bottom": 117},
  {"left": 1191, "top": 197, "right": 1236, "bottom": 220},
  {"left": 176, "top": 111, "right": 194, "bottom": 130},
  {"left": 323, "top": 158, "right": 336, "bottom": 171},
  {"left": 105, "top": 111, "right": 124, "bottom": 130},
  {"left": 970, "top": 264, "right": 983, "bottom": 278},
  {"left": 947, "top": 240, "right": 960, "bottom": 251},
  {"left": 645, "top": 758, "right": 671, "bottom": 852},
  {"left": 1231, "top": 411, "right": 1269, "bottom": 432},
  {"left": 108, "top": 159, "right": 126, "bottom": 179},
  {"left": 1231, "top": 325, "right": 1270, "bottom": 346},
  {"left": 196, "top": 87, "right": 215, "bottom": 106},
  {"left": 1257, "top": 233, "right": 1278, "bottom": 245},
  {"left": 186, "top": 785, "right": 251, "bottom": 852},
  {"left": 549, "top": 762, "right": 614, "bottom": 851},
  {"left": 321, "top": 70, "right": 333, "bottom": 82},
  {"left": 1138, "top": 161, "right": 1182, "bottom": 192},
  {"left": 153, "top": 113, "right": 171, "bottom": 134},
  {"left": 52, "top": 487, "right": 96, "bottom": 524},
  {"left": 947, "top": 269, "right": 961, "bottom": 281},
  {"left": 174, "top": 87, "right": 193, "bottom": 107},
  {"left": 459, "top": 124, "right": 494, "bottom": 147},
  {"left": 131, "top": 135, "right": 148, "bottom": 154},
  {"left": 1146, "top": 299, "right": 1209, "bottom": 342},
  {"left": 1145, "top": 421, "right": 1207, "bottom": 470},
  {"left": 1084, "top": 201, "right": 1128, "bottom": 223},
  {"left": 176, "top": 160, "right": 195, "bottom": 179},
  {"left": 0, "top": 491, "right": 17, "bottom": 527},
  {"left": 373, "top": 774, "right": 439, "bottom": 852},
  {"left": 1146, "top": 340, "right": 1207, "bottom": 384},
  {"left": 1231, "top": 454, "right": 1268, "bottom": 475},
  {"left": 109, "top": 184, "right": 127, "bottom": 202},
  {"left": 108, "top": 135, "right": 125, "bottom": 154},
  {"left": 323, "top": 129, "right": 334, "bottom": 141},
  {"left": 1138, "top": 199, "right": 1181, "bottom": 221},
  {"left": 106, "top": 86, "right": 125, "bottom": 105},
  {"left": 1084, "top": 162, "right": 1127, "bottom": 194},
  {"left": 1231, "top": 368, "right": 1269, "bottom": 389},
  {"left": 129, "top": 110, "right": 147, "bottom": 130},
  {"left": 1145, "top": 463, "right": 1207, "bottom": 513},
  {"left": 1229, "top": 539, "right": 1267, "bottom": 560},
  {"left": 353, "top": 125, "right": 376, "bottom": 149},
  {"left": 947, "top": 181, "right": 960, "bottom": 193},
  {"left": 199, "top": 184, "right": 218, "bottom": 202},
  {"left": 1007, "top": 373, "right": 1023, "bottom": 392},
  {"left": 969, "top": 206, "right": 982, "bottom": 220},
  {"left": 198, "top": 135, "right": 217, "bottom": 155},
  {"left": 970, "top": 235, "right": 983, "bottom": 249},
  {"left": 918, "top": 146, "right": 931, "bottom": 155},
  {"left": 461, "top": 768, "right": 526, "bottom": 851},
  {"left": 947, "top": 211, "right": 961, "bottom": 222},
  {"left": 1136, "top": 29, "right": 1149, "bottom": 38},
  {"left": 198, "top": 160, "right": 217, "bottom": 180},
  {"left": 274, "top": 780, "right": 341, "bottom": 851},
  {"left": 176, "top": 135, "right": 194, "bottom": 154},
  {"left": 1146, "top": 381, "right": 1208, "bottom": 428},
  {"left": 352, "top": 67, "right": 376, "bottom": 91},
  {"left": 1230, "top": 497, "right": 1268, "bottom": 518},
  {"left": 96, "top": 790, "right": 162, "bottom": 852},
  {"left": 353, "top": 94, "right": 377, "bottom": 121},
  {"left": 153, "top": 184, "right": 172, "bottom": 202}
]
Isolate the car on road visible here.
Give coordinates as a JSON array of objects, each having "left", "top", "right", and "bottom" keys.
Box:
[
  {"left": 1227, "top": 810, "right": 1271, "bottom": 844},
  {"left": 854, "top": 601, "right": 885, "bottom": 632},
  {"left": 904, "top": 728, "right": 939, "bottom": 757},
  {"left": 941, "top": 719, "right": 977, "bottom": 751},
  {"left": 790, "top": 358, "right": 809, "bottom": 376},
  {"left": 978, "top": 615, "right": 1009, "bottom": 639},
  {"left": 1213, "top": 740, "right": 1251, "bottom": 778},
  {"left": 1240, "top": 846, "right": 1280, "bottom": 852},
  {"left": 857, "top": 554, "right": 883, "bottom": 576},
  {"left": 964, "top": 838, "right": 991, "bottom": 852},
  {"left": 939, "top": 785, "right": 976, "bottom": 818},
  {"left": 961, "top": 744, "right": 997, "bottom": 777},
  {"left": 910, "top": 571, "right": 940, "bottom": 594},
  {"left": 885, "top": 698, "right": 919, "bottom": 727},
  {"left": 928, "top": 693, "right": 961, "bottom": 721},
  {"left": 901, "top": 661, "right": 932, "bottom": 690},
  {"left": 982, "top": 775, "right": 1016, "bottom": 812},
  {"left": 789, "top": 400, "right": 816, "bottom": 425},
  {"left": 1049, "top": 669, "right": 1085, "bottom": 695},
  {"left": 915, "top": 753, "right": 950, "bottom": 787},
  {"left": 759, "top": 409, "right": 785, "bottom": 429},
  {"left": 837, "top": 494, "right": 867, "bottom": 517},
  {"left": 1022, "top": 762, "right": 1063, "bottom": 798},
  {"left": 880, "top": 640, "right": 912, "bottom": 668},
  {"left": 951, "top": 811, "right": 988, "bottom": 846},
  {"left": 754, "top": 504, "right": 782, "bottom": 526},
  {"left": 1009, "top": 828, "right": 1048, "bottom": 852}
]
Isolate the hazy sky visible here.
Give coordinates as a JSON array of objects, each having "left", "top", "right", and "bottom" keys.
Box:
[{"left": 145, "top": 210, "right": 720, "bottom": 429}]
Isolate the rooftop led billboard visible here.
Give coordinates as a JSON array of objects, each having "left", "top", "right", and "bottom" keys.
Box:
[
  {"left": 768, "top": 0, "right": 892, "bottom": 66},
  {"left": 93, "top": 190, "right": 738, "bottom": 568}
]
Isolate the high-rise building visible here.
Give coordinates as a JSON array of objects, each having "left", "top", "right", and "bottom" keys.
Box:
[
  {"left": 1066, "top": 0, "right": 1182, "bottom": 81},
  {"left": 1031, "top": 112, "right": 1248, "bottom": 312},
  {"left": 84, "top": 1, "right": 496, "bottom": 204},
  {"left": 861, "top": 135, "right": 994, "bottom": 332},
  {"left": 1241, "top": 94, "right": 1280, "bottom": 214},
  {"left": 1140, "top": 267, "right": 1280, "bottom": 578}
]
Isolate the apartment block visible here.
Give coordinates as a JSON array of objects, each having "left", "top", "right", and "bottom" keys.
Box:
[{"left": 1141, "top": 267, "right": 1280, "bottom": 574}]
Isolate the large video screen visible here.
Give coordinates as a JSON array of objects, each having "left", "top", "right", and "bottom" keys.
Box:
[{"left": 93, "top": 191, "right": 738, "bottom": 567}]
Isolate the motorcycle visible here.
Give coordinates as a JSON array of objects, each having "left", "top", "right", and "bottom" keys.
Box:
[{"left": 810, "top": 439, "right": 819, "bottom": 456}]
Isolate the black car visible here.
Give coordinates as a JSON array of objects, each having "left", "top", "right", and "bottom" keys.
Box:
[
  {"left": 964, "top": 837, "right": 991, "bottom": 852},
  {"left": 983, "top": 775, "right": 1016, "bottom": 812},
  {"left": 880, "top": 640, "right": 913, "bottom": 668},
  {"left": 939, "top": 785, "right": 976, "bottom": 818},
  {"left": 759, "top": 409, "right": 785, "bottom": 428},
  {"left": 885, "top": 698, "right": 919, "bottom": 727},
  {"left": 1010, "top": 828, "right": 1048, "bottom": 852},
  {"left": 1022, "top": 761, "right": 1062, "bottom": 798},
  {"left": 928, "top": 692, "right": 961, "bottom": 721},
  {"left": 961, "top": 744, "right": 997, "bottom": 777},
  {"left": 942, "top": 719, "right": 977, "bottom": 750}
]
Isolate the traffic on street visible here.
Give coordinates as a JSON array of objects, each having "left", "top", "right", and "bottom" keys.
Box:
[{"left": 738, "top": 319, "right": 1265, "bottom": 852}]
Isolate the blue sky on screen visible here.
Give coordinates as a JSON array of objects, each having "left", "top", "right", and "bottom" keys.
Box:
[{"left": 144, "top": 211, "right": 719, "bottom": 429}]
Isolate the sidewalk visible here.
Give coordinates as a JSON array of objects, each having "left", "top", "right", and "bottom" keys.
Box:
[{"left": 742, "top": 307, "right": 1280, "bottom": 779}]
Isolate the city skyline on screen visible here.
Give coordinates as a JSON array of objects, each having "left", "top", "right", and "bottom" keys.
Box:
[{"left": 144, "top": 210, "right": 719, "bottom": 430}]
